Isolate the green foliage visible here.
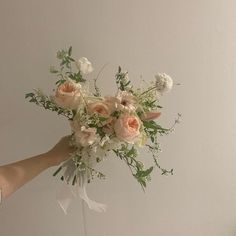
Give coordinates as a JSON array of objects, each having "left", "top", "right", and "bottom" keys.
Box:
[
  {"left": 142, "top": 98, "right": 162, "bottom": 111},
  {"left": 85, "top": 113, "right": 109, "bottom": 137},
  {"left": 143, "top": 120, "right": 170, "bottom": 143},
  {"left": 51, "top": 46, "right": 86, "bottom": 85},
  {"left": 146, "top": 144, "right": 173, "bottom": 176},
  {"left": 25, "top": 90, "right": 74, "bottom": 119},
  {"left": 136, "top": 85, "right": 162, "bottom": 113},
  {"left": 56, "top": 46, "right": 74, "bottom": 68},
  {"left": 113, "top": 144, "right": 154, "bottom": 190},
  {"left": 115, "top": 66, "right": 132, "bottom": 92},
  {"left": 111, "top": 110, "right": 122, "bottom": 118}
]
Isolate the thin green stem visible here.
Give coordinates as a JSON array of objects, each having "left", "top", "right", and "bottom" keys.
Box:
[{"left": 138, "top": 86, "right": 156, "bottom": 98}]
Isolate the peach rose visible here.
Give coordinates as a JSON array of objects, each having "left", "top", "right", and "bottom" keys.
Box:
[
  {"left": 87, "top": 101, "right": 111, "bottom": 117},
  {"left": 114, "top": 115, "right": 141, "bottom": 143},
  {"left": 141, "top": 111, "right": 161, "bottom": 121},
  {"left": 52, "top": 79, "right": 82, "bottom": 109},
  {"left": 75, "top": 126, "right": 97, "bottom": 146}
]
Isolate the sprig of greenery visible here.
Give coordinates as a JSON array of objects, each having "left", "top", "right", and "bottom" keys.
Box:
[
  {"left": 143, "top": 120, "right": 170, "bottom": 144},
  {"left": 113, "top": 144, "right": 153, "bottom": 190},
  {"left": 136, "top": 84, "right": 161, "bottom": 113},
  {"left": 50, "top": 46, "right": 86, "bottom": 86},
  {"left": 25, "top": 90, "right": 73, "bottom": 119},
  {"left": 56, "top": 46, "right": 74, "bottom": 68},
  {"left": 115, "top": 66, "right": 132, "bottom": 92},
  {"left": 139, "top": 97, "right": 162, "bottom": 112},
  {"left": 93, "top": 63, "right": 109, "bottom": 97},
  {"left": 86, "top": 114, "right": 108, "bottom": 138},
  {"left": 146, "top": 144, "right": 173, "bottom": 176}
]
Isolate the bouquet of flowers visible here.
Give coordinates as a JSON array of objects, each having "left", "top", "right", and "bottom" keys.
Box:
[{"left": 26, "top": 47, "right": 180, "bottom": 212}]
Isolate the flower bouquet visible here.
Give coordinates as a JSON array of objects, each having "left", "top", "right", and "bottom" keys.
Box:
[{"left": 26, "top": 46, "right": 180, "bottom": 212}]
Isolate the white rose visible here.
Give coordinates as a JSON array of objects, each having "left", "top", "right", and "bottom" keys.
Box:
[
  {"left": 75, "top": 126, "right": 97, "bottom": 146},
  {"left": 155, "top": 73, "right": 173, "bottom": 94},
  {"left": 76, "top": 57, "right": 94, "bottom": 74}
]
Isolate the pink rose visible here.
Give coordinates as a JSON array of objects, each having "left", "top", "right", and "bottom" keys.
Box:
[
  {"left": 75, "top": 126, "right": 97, "bottom": 146},
  {"left": 87, "top": 101, "right": 111, "bottom": 117},
  {"left": 141, "top": 111, "right": 161, "bottom": 121},
  {"left": 114, "top": 115, "right": 141, "bottom": 143},
  {"left": 52, "top": 79, "right": 82, "bottom": 109}
]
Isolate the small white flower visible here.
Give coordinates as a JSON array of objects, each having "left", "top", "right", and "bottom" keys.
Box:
[
  {"left": 76, "top": 57, "right": 94, "bottom": 74},
  {"left": 155, "top": 73, "right": 173, "bottom": 94},
  {"left": 100, "top": 135, "right": 110, "bottom": 147}
]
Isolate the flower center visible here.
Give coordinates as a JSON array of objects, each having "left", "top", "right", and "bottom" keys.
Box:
[
  {"left": 62, "top": 83, "right": 76, "bottom": 93},
  {"left": 128, "top": 118, "right": 139, "bottom": 130},
  {"left": 121, "top": 100, "right": 128, "bottom": 106}
]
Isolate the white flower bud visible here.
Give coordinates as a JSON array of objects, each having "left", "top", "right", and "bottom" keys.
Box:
[
  {"left": 76, "top": 57, "right": 94, "bottom": 74},
  {"left": 155, "top": 73, "right": 173, "bottom": 94}
]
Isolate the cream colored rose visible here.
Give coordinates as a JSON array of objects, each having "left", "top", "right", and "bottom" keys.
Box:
[
  {"left": 105, "top": 91, "right": 137, "bottom": 113},
  {"left": 87, "top": 101, "right": 111, "bottom": 117},
  {"left": 114, "top": 115, "right": 141, "bottom": 143},
  {"left": 116, "top": 91, "right": 137, "bottom": 112},
  {"left": 76, "top": 57, "right": 94, "bottom": 74},
  {"left": 75, "top": 126, "right": 97, "bottom": 146},
  {"left": 52, "top": 79, "right": 82, "bottom": 109}
]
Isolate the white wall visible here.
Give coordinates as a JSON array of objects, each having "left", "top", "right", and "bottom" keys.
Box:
[{"left": 1, "top": 0, "right": 236, "bottom": 235}]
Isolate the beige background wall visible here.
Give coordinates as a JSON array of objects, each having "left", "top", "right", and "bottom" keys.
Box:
[{"left": 1, "top": 0, "right": 236, "bottom": 235}]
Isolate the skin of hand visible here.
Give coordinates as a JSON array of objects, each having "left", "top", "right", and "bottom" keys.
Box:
[
  {"left": 46, "top": 136, "right": 75, "bottom": 166},
  {"left": 0, "top": 136, "right": 75, "bottom": 199}
]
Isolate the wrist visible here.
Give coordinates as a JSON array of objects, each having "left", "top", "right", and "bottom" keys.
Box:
[{"left": 41, "top": 151, "right": 59, "bottom": 168}]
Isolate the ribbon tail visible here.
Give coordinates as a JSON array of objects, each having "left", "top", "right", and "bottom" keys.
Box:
[
  {"left": 56, "top": 181, "right": 76, "bottom": 215},
  {"left": 77, "top": 172, "right": 106, "bottom": 213}
]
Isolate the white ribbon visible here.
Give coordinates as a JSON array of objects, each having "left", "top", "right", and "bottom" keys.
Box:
[
  {"left": 56, "top": 160, "right": 106, "bottom": 214},
  {"left": 56, "top": 182, "right": 75, "bottom": 214},
  {"left": 77, "top": 171, "right": 106, "bottom": 212}
]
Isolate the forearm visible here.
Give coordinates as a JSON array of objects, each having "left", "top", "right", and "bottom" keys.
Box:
[
  {"left": 0, "top": 152, "right": 56, "bottom": 199},
  {"left": 0, "top": 136, "right": 73, "bottom": 200}
]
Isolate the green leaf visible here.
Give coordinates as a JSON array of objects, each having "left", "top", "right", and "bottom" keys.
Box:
[
  {"left": 49, "top": 66, "right": 58, "bottom": 74},
  {"left": 29, "top": 98, "right": 36, "bottom": 102},
  {"left": 98, "top": 116, "right": 108, "bottom": 122},
  {"left": 68, "top": 46, "right": 72, "bottom": 56},
  {"left": 143, "top": 120, "right": 158, "bottom": 130},
  {"left": 25, "top": 93, "right": 34, "bottom": 99},
  {"left": 68, "top": 57, "right": 75, "bottom": 62},
  {"left": 141, "top": 166, "right": 154, "bottom": 177},
  {"left": 53, "top": 166, "right": 62, "bottom": 176}
]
